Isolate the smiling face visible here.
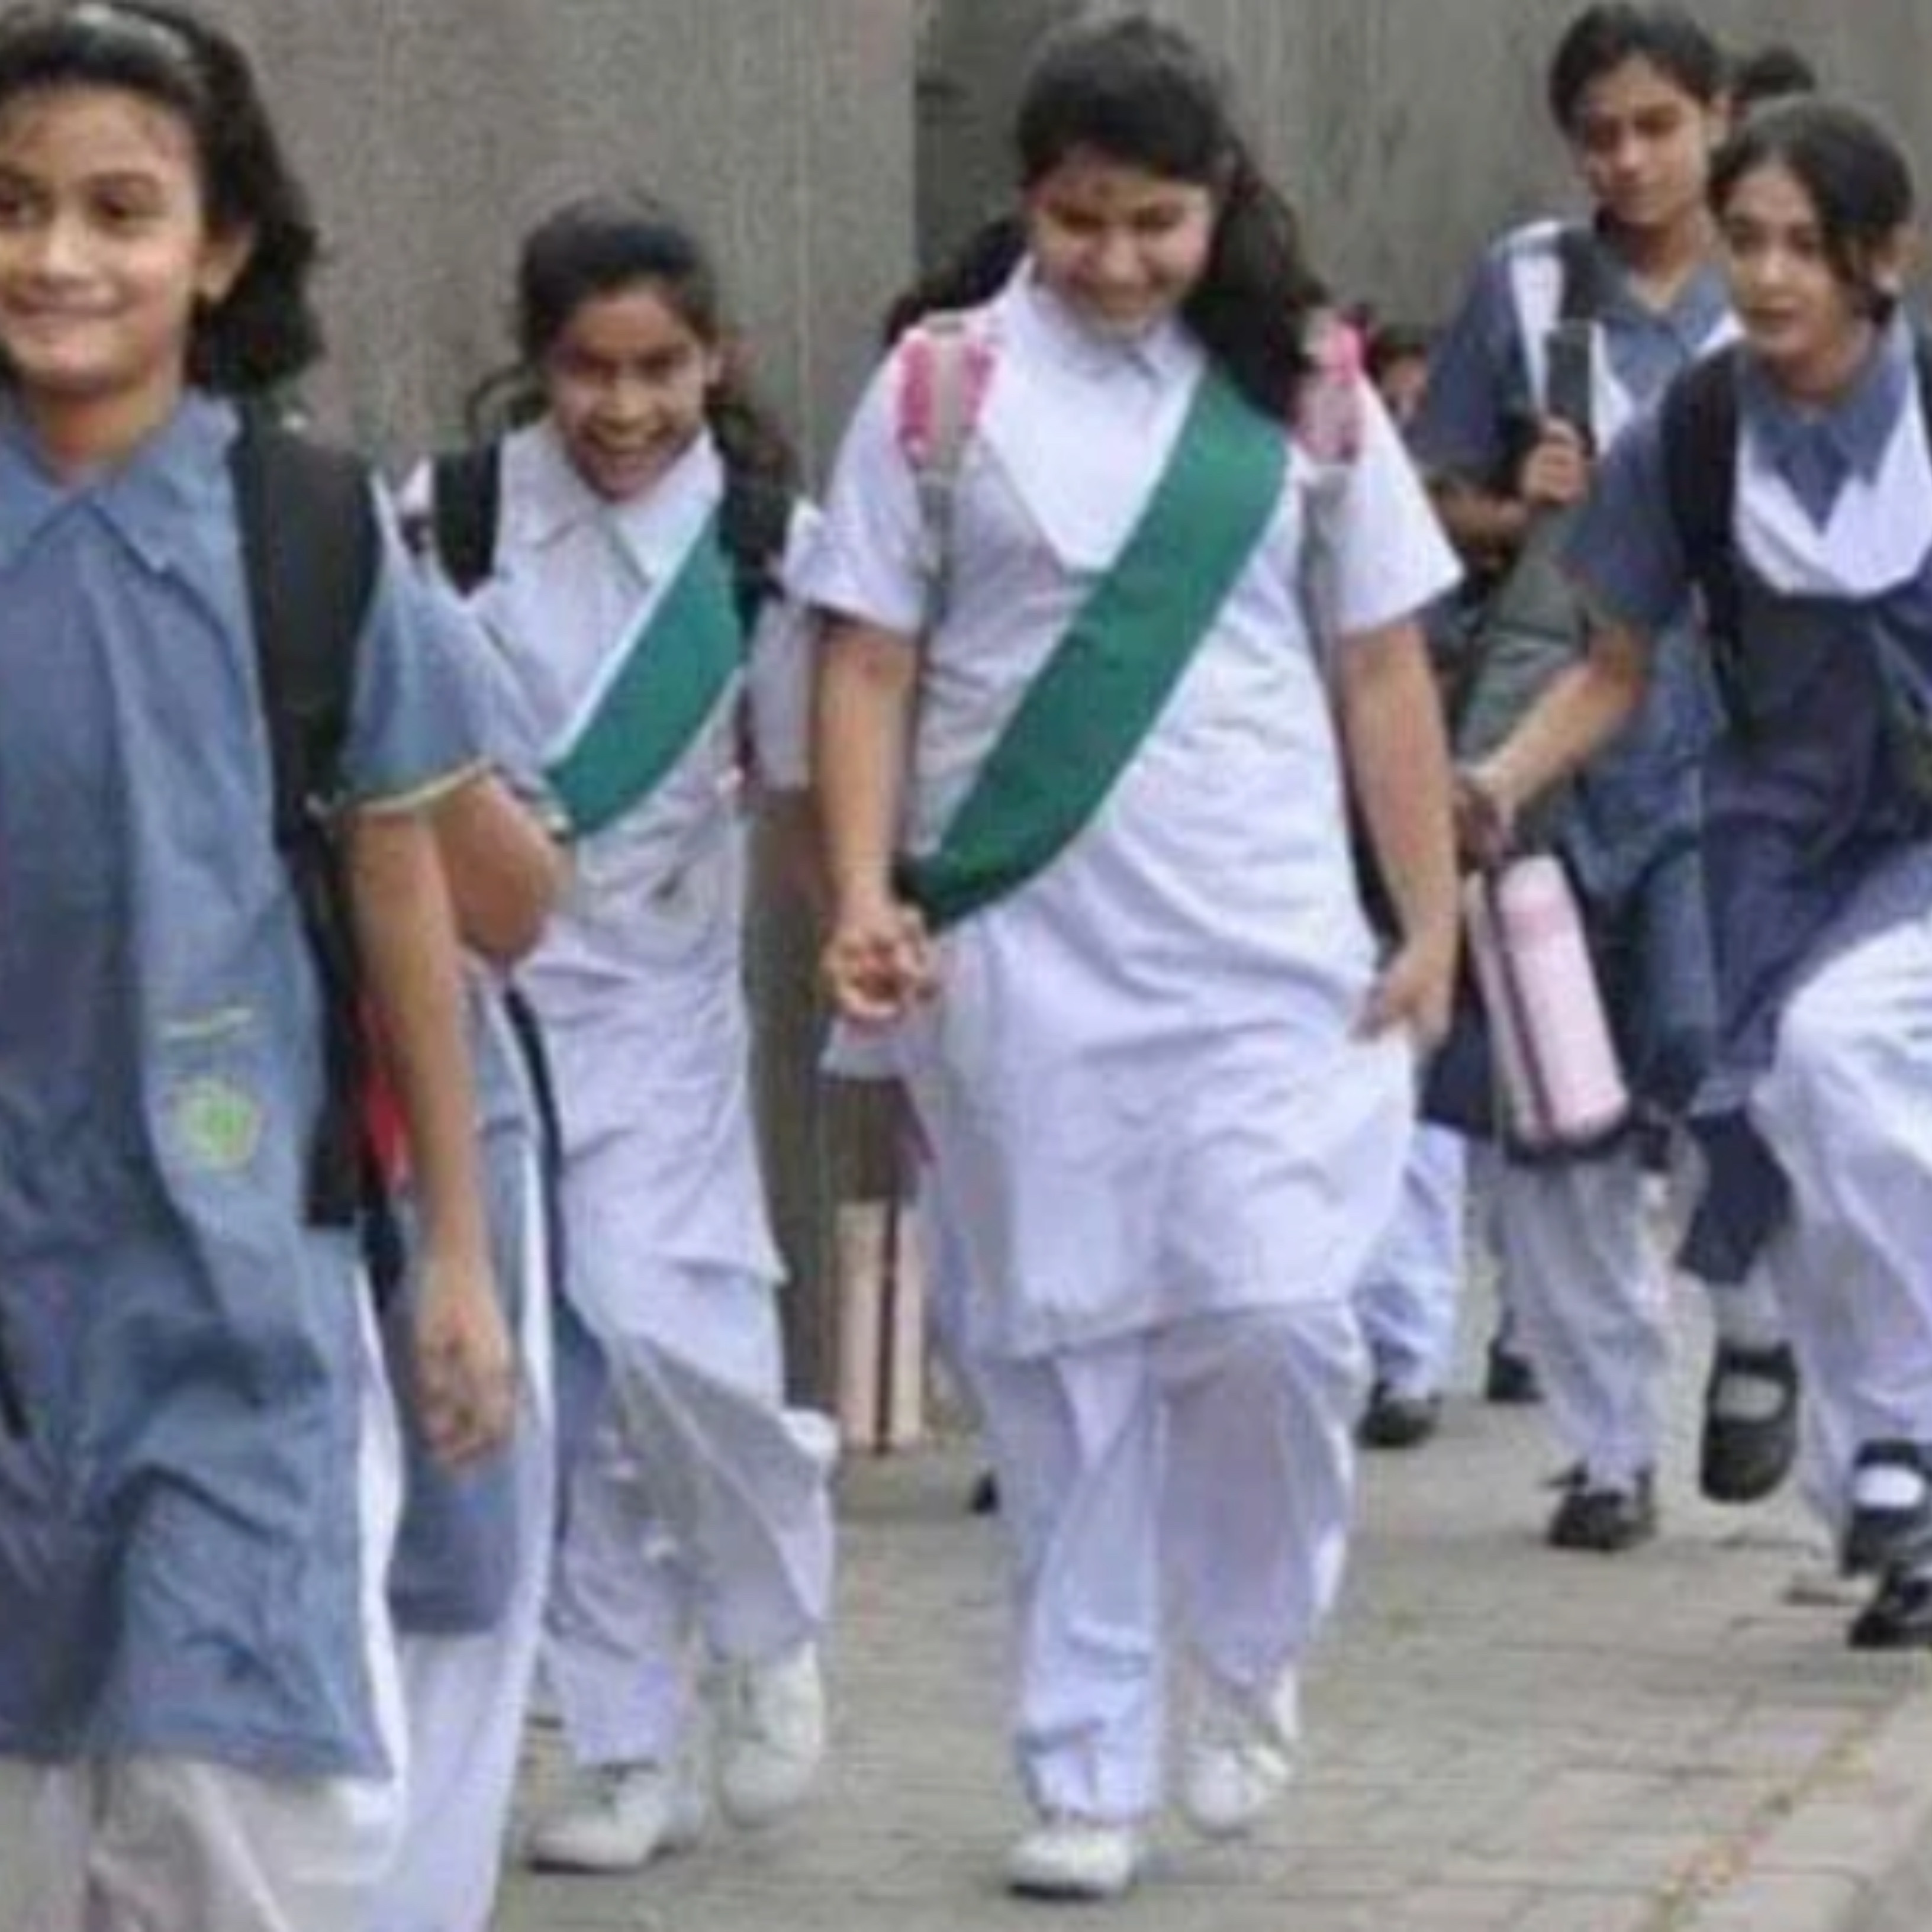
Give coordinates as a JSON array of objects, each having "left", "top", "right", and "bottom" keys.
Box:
[
  {"left": 541, "top": 279, "right": 723, "bottom": 503},
  {"left": 1718, "top": 158, "right": 1906, "bottom": 401},
  {"left": 0, "top": 83, "right": 251, "bottom": 459},
  {"left": 1567, "top": 54, "right": 1724, "bottom": 241},
  {"left": 1023, "top": 144, "right": 1216, "bottom": 338}
]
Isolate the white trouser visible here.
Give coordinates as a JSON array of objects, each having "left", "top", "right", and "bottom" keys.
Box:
[
  {"left": 973, "top": 1300, "right": 1367, "bottom": 1824},
  {"left": 1490, "top": 1147, "right": 1670, "bottom": 1486},
  {"left": 369, "top": 1165, "right": 556, "bottom": 1932},
  {"left": 0, "top": 1303, "right": 406, "bottom": 1932},
  {"left": 1751, "top": 896, "right": 1932, "bottom": 1539},
  {"left": 1355, "top": 1126, "right": 1467, "bottom": 1398},
  {"left": 545, "top": 1264, "right": 836, "bottom": 1767}
]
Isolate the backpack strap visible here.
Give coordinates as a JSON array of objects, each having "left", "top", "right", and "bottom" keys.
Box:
[
  {"left": 229, "top": 408, "right": 401, "bottom": 1290},
  {"left": 1293, "top": 310, "right": 1365, "bottom": 465},
  {"left": 1660, "top": 343, "right": 1745, "bottom": 660},
  {"left": 429, "top": 443, "right": 503, "bottom": 596},
  {"left": 717, "top": 465, "right": 797, "bottom": 633},
  {"left": 896, "top": 309, "right": 999, "bottom": 586}
]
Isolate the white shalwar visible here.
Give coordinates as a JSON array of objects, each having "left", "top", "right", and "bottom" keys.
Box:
[
  {"left": 800, "top": 266, "right": 1458, "bottom": 1821},
  {"left": 469, "top": 422, "right": 835, "bottom": 1772},
  {"left": 0, "top": 1303, "right": 405, "bottom": 1932},
  {"left": 1355, "top": 1123, "right": 1469, "bottom": 1399}
]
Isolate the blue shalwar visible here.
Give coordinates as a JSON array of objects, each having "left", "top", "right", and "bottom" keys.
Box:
[
  {"left": 1567, "top": 319, "right": 1932, "bottom": 1546},
  {"left": 1413, "top": 219, "right": 1730, "bottom": 1489},
  {"left": 0, "top": 393, "right": 477, "bottom": 1932}
]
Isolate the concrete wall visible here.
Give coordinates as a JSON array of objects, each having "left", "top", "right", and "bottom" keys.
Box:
[
  {"left": 920, "top": 0, "right": 1932, "bottom": 327},
  {"left": 197, "top": 0, "right": 919, "bottom": 472}
]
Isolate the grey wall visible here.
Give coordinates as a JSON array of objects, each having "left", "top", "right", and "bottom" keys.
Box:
[
  {"left": 922, "top": 0, "right": 1932, "bottom": 327},
  {"left": 195, "top": 0, "right": 919, "bottom": 472}
]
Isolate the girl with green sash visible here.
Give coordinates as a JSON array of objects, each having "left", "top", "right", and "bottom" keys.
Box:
[
  {"left": 418, "top": 198, "right": 836, "bottom": 1879},
  {"left": 805, "top": 18, "right": 1460, "bottom": 1902}
]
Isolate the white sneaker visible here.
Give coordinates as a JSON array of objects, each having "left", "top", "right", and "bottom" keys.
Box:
[
  {"left": 711, "top": 1641, "right": 826, "bottom": 1828},
  {"left": 1006, "top": 1815, "right": 1142, "bottom": 1899},
  {"left": 1179, "top": 1666, "right": 1299, "bottom": 1840},
  {"left": 522, "top": 1758, "right": 709, "bottom": 1873}
]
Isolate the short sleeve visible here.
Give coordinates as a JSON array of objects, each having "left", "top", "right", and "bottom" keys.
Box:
[
  {"left": 340, "top": 494, "right": 485, "bottom": 813},
  {"left": 1311, "top": 382, "right": 1463, "bottom": 643},
  {"left": 1562, "top": 403, "right": 1690, "bottom": 637},
  {"left": 789, "top": 355, "right": 930, "bottom": 640},
  {"left": 1409, "top": 244, "right": 1528, "bottom": 485},
  {"left": 749, "top": 501, "right": 823, "bottom": 792}
]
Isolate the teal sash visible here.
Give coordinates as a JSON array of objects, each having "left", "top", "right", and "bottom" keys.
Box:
[
  {"left": 899, "top": 368, "right": 1287, "bottom": 932},
  {"left": 546, "top": 514, "right": 742, "bottom": 840}
]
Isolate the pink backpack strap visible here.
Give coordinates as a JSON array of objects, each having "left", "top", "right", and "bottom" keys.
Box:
[
  {"left": 1293, "top": 311, "right": 1365, "bottom": 466},
  {"left": 895, "top": 310, "right": 998, "bottom": 586}
]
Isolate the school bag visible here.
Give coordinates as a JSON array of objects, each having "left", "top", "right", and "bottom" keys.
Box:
[
  {"left": 424, "top": 437, "right": 796, "bottom": 622},
  {"left": 1450, "top": 224, "right": 1603, "bottom": 788},
  {"left": 1660, "top": 336, "right": 1932, "bottom": 803},
  {"left": 227, "top": 405, "right": 406, "bottom": 1296}
]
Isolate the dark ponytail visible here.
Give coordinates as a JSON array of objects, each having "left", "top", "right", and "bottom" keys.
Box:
[{"left": 1015, "top": 16, "right": 1325, "bottom": 419}]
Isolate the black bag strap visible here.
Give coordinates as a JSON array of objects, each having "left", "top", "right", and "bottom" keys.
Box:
[
  {"left": 229, "top": 410, "right": 396, "bottom": 1285},
  {"left": 717, "top": 466, "right": 795, "bottom": 633},
  {"left": 1660, "top": 343, "right": 1746, "bottom": 659},
  {"left": 430, "top": 443, "right": 503, "bottom": 596},
  {"left": 1555, "top": 224, "right": 1604, "bottom": 327}
]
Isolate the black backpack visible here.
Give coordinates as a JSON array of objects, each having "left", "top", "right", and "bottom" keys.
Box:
[
  {"left": 228, "top": 407, "right": 404, "bottom": 1296},
  {"left": 425, "top": 439, "right": 795, "bottom": 626},
  {"left": 1660, "top": 335, "right": 1932, "bottom": 797}
]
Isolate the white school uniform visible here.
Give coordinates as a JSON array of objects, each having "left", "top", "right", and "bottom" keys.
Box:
[
  {"left": 800, "top": 266, "right": 1457, "bottom": 1818},
  {"left": 1355, "top": 1125, "right": 1469, "bottom": 1400},
  {"left": 466, "top": 421, "right": 835, "bottom": 1771}
]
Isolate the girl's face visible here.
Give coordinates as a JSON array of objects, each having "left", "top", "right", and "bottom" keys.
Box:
[
  {"left": 1024, "top": 146, "right": 1216, "bottom": 338},
  {"left": 1718, "top": 159, "right": 1906, "bottom": 400},
  {"left": 0, "top": 85, "right": 250, "bottom": 449},
  {"left": 1569, "top": 56, "right": 1725, "bottom": 240},
  {"left": 542, "top": 281, "right": 722, "bottom": 503}
]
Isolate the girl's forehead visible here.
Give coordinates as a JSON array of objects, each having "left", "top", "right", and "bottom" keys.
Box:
[
  {"left": 553, "top": 279, "right": 707, "bottom": 351},
  {"left": 1574, "top": 54, "right": 1706, "bottom": 121},
  {"left": 1721, "top": 159, "right": 1818, "bottom": 223},
  {"left": 1027, "top": 146, "right": 1212, "bottom": 207},
  {"left": 0, "top": 82, "right": 196, "bottom": 171}
]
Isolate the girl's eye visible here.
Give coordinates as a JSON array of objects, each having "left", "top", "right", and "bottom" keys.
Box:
[{"left": 0, "top": 180, "right": 39, "bottom": 227}]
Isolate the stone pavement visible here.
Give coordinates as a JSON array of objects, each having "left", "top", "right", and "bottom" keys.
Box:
[{"left": 498, "top": 1291, "right": 1932, "bottom": 1932}]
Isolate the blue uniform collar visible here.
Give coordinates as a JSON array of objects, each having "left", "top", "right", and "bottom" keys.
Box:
[
  {"left": 1582, "top": 220, "right": 1732, "bottom": 347},
  {"left": 1740, "top": 317, "right": 1912, "bottom": 494},
  {"left": 0, "top": 389, "right": 239, "bottom": 576}
]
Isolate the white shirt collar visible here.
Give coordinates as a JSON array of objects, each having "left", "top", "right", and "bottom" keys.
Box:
[{"left": 996, "top": 261, "right": 1198, "bottom": 392}]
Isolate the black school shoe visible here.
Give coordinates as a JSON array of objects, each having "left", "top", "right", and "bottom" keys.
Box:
[
  {"left": 1699, "top": 1341, "right": 1800, "bottom": 1505},
  {"left": 1547, "top": 1468, "right": 1657, "bottom": 1553},
  {"left": 1358, "top": 1384, "right": 1442, "bottom": 1451},
  {"left": 1484, "top": 1338, "right": 1543, "bottom": 1406},
  {"left": 1841, "top": 1442, "right": 1932, "bottom": 1577},
  {"left": 1847, "top": 1569, "right": 1932, "bottom": 1650}
]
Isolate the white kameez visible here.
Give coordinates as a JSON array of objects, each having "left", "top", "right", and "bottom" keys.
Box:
[
  {"left": 801, "top": 268, "right": 1458, "bottom": 1820},
  {"left": 467, "top": 424, "right": 835, "bottom": 1768}
]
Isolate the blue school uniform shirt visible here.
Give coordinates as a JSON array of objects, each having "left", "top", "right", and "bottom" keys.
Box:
[
  {"left": 0, "top": 391, "right": 477, "bottom": 1776},
  {"left": 1566, "top": 319, "right": 1932, "bottom": 1273},
  {"left": 1414, "top": 219, "right": 1730, "bottom": 901}
]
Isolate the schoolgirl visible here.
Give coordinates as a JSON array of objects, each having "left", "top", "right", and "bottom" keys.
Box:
[
  {"left": 418, "top": 195, "right": 836, "bottom": 1876},
  {"left": 0, "top": 4, "right": 513, "bottom": 1928},
  {"left": 804, "top": 17, "right": 1459, "bottom": 1900},
  {"left": 1470, "top": 97, "right": 1932, "bottom": 1650},
  {"left": 1413, "top": 2, "right": 1786, "bottom": 1548}
]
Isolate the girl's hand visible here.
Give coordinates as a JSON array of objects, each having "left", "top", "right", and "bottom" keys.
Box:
[
  {"left": 1517, "top": 419, "right": 1592, "bottom": 510},
  {"left": 822, "top": 896, "right": 938, "bottom": 1024},
  {"left": 413, "top": 1254, "right": 517, "bottom": 1470},
  {"left": 1454, "top": 764, "right": 1517, "bottom": 870},
  {"left": 1358, "top": 930, "right": 1458, "bottom": 1055}
]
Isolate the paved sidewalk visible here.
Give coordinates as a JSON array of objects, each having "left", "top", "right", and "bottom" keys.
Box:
[{"left": 499, "top": 1295, "right": 1932, "bottom": 1932}]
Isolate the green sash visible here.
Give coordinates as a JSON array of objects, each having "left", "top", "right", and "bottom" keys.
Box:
[
  {"left": 899, "top": 368, "right": 1286, "bottom": 932},
  {"left": 546, "top": 514, "right": 742, "bottom": 840}
]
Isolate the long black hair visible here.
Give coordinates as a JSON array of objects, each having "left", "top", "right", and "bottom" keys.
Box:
[
  {"left": 0, "top": 0, "right": 323, "bottom": 391},
  {"left": 1013, "top": 15, "right": 1325, "bottom": 420},
  {"left": 469, "top": 191, "right": 796, "bottom": 501},
  {"left": 1710, "top": 98, "right": 1914, "bottom": 324}
]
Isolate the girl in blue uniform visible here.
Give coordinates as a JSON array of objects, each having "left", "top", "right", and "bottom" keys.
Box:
[
  {"left": 1468, "top": 96, "right": 1932, "bottom": 1650},
  {"left": 0, "top": 5, "right": 513, "bottom": 1927}
]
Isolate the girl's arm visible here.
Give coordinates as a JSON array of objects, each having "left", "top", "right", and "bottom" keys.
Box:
[
  {"left": 347, "top": 811, "right": 514, "bottom": 1467},
  {"left": 430, "top": 771, "right": 565, "bottom": 966},
  {"left": 1462, "top": 619, "right": 1653, "bottom": 855},
  {"left": 1335, "top": 619, "right": 1462, "bottom": 1048},
  {"left": 814, "top": 617, "right": 933, "bottom": 1022}
]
